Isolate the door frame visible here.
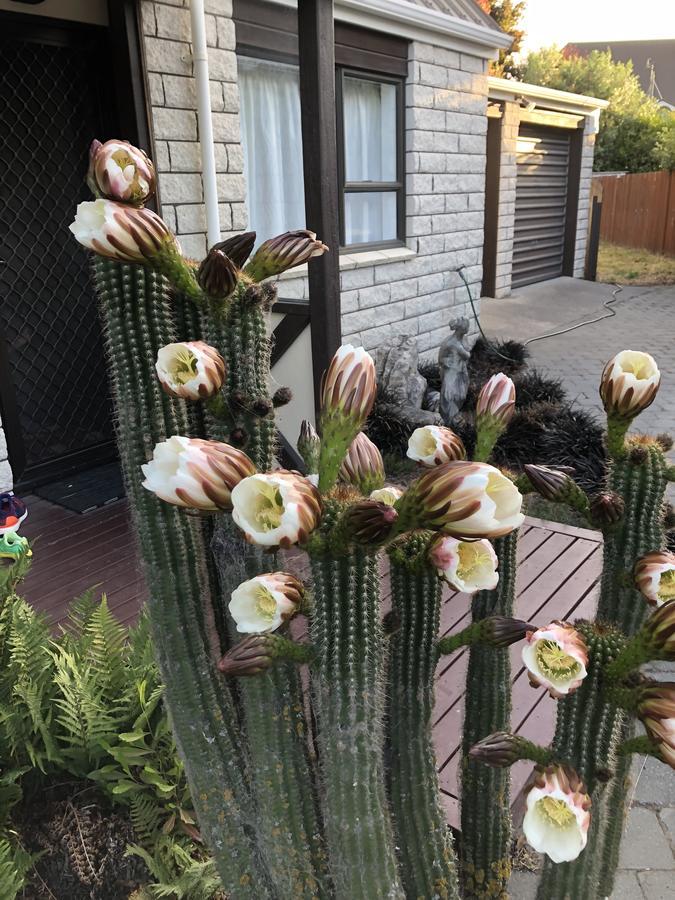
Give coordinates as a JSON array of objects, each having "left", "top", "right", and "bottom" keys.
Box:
[{"left": 0, "top": 2, "right": 151, "bottom": 489}]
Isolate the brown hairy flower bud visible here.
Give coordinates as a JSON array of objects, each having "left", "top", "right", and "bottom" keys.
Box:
[
  {"left": 272, "top": 387, "right": 293, "bottom": 407},
  {"left": 245, "top": 229, "right": 328, "bottom": 282},
  {"left": 345, "top": 500, "right": 398, "bottom": 544},
  {"left": 524, "top": 464, "right": 577, "bottom": 503},
  {"left": 629, "top": 445, "right": 649, "bottom": 465},
  {"left": 339, "top": 432, "right": 385, "bottom": 495},
  {"left": 212, "top": 231, "right": 256, "bottom": 269},
  {"left": 252, "top": 398, "right": 272, "bottom": 418},
  {"left": 218, "top": 634, "right": 276, "bottom": 676},
  {"left": 589, "top": 491, "right": 625, "bottom": 527},
  {"left": 196, "top": 247, "right": 238, "bottom": 299},
  {"left": 229, "top": 427, "right": 249, "bottom": 448},
  {"left": 636, "top": 681, "right": 675, "bottom": 769},
  {"left": 469, "top": 732, "right": 528, "bottom": 768},
  {"left": 656, "top": 433, "right": 674, "bottom": 452},
  {"left": 482, "top": 616, "right": 533, "bottom": 647}
]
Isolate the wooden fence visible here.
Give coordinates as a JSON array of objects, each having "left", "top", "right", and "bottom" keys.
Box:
[{"left": 592, "top": 170, "right": 675, "bottom": 256}]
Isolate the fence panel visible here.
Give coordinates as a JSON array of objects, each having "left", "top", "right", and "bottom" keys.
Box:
[{"left": 593, "top": 170, "right": 675, "bottom": 256}]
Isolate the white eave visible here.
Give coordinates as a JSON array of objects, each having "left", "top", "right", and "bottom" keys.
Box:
[
  {"left": 268, "top": 0, "right": 513, "bottom": 59},
  {"left": 488, "top": 76, "right": 610, "bottom": 116}
]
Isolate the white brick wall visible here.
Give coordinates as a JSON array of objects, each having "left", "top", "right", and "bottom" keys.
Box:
[
  {"left": 0, "top": 412, "right": 11, "bottom": 492},
  {"left": 573, "top": 120, "right": 596, "bottom": 278},
  {"left": 492, "top": 100, "right": 519, "bottom": 299}
]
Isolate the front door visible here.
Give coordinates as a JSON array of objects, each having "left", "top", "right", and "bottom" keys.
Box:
[{"left": 0, "top": 14, "right": 118, "bottom": 488}]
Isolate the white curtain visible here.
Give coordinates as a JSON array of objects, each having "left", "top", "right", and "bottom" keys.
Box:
[
  {"left": 238, "top": 57, "right": 305, "bottom": 243},
  {"left": 343, "top": 76, "right": 397, "bottom": 244}
]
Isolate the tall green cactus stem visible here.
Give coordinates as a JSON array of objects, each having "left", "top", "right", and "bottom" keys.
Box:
[
  {"left": 536, "top": 441, "right": 667, "bottom": 900},
  {"left": 309, "top": 542, "right": 404, "bottom": 898},
  {"left": 93, "top": 258, "right": 272, "bottom": 895},
  {"left": 387, "top": 535, "right": 461, "bottom": 900},
  {"left": 461, "top": 532, "right": 518, "bottom": 900}
]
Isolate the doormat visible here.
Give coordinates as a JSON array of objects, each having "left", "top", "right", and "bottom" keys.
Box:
[{"left": 33, "top": 462, "right": 125, "bottom": 514}]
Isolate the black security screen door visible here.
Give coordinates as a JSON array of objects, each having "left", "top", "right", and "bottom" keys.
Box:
[{"left": 0, "top": 16, "right": 117, "bottom": 487}]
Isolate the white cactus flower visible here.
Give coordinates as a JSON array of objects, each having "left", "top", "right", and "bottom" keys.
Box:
[
  {"left": 600, "top": 350, "right": 661, "bottom": 419},
  {"left": 523, "top": 765, "right": 591, "bottom": 863},
  {"left": 407, "top": 425, "right": 466, "bottom": 467},
  {"left": 429, "top": 536, "right": 499, "bottom": 593},
  {"left": 70, "top": 199, "right": 177, "bottom": 263},
  {"left": 155, "top": 341, "right": 225, "bottom": 401},
  {"left": 522, "top": 622, "right": 588, "bottom": 698},
  {"left": 88, "top": 138, "right": 155, "bottom": 204},
  {"left": 231, "top": 471, "right": 321, "bottom": 548},
  {"left": 228, "top": 572, "right": 304, "bottom": 633},
  {"left": 634, "top": 550, "right": 675, "bottom": 607},
  {"left": 369, "top": 485, "right": 404, "bottom": 506}
]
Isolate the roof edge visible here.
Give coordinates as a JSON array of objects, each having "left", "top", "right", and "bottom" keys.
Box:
[{"left": 488, "top": 76, "right": 610, "bottom": 111}]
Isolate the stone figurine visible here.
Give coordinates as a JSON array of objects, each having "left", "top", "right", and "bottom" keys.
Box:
[
  {"left": 438, "top": 316, "right": 470, "bottom": 424},
  {"left": 372, "top": 334, "right": 441, "bottom": 427}
]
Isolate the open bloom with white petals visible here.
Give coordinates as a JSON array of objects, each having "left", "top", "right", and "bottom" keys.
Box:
[
  {"left": 522, "top": 622, "right": 588, "bottom": 698},
  {"left": 476, "top": 373, "right": 516, "bottom": 427},
  {"left": 70, "top": 199, "right": 177, "bottom": 263},
  {"left": 523, "top": 765, "right": 591, "bottom": 863},
  {"left": 231, "top": 471, "right": 321, "bottom": 548},
  {"left": 637, "top": 682, "right": 675, "bottom": 769},
  {"left": 155, "top": 341, "right": 225, "bottom": 401},
  {"left": 141, "top": 436, "right": 255, "bottom": 510},
  {"left": 87, "top": 138, "right": 155, "bottom": 204},
  {"left": 407, "top": 425, "right": 466, "bottom": 467},
  {"left": 369, "top": 485, "right": 404, "bottom": 506},
  {"left": 397, "top": 461, "right": 524, "bottom": 540},
  {"left": 429, "top": 535, "right": 498, "bottom": 593},
  {"left": 634, "top": 550, "right": 675, "bottom": 607},
  {"left": 228, "top": 572, "right": 304, "bottom": 633},
  {"left": 339, "top": 432, "right": 385, "bottom": 494},
  {"left": 600, "top": 350, "right": 661, "bottom": 419}
]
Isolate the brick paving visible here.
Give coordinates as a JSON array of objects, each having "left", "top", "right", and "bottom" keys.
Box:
[{"left": 481, "top": 277, "right": 675, "bottom": 897}]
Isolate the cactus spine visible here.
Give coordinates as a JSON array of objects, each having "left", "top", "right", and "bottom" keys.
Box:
[
  {"left": 460, "top": 532, "right": 517, "bottom": 899},
  {"left": 387, "top": 534, "right": 461, "bottom": 900}
]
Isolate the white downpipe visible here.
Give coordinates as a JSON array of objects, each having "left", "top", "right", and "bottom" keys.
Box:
[{"left": 190, "top": 0, "right": 220, "bottom": 248}]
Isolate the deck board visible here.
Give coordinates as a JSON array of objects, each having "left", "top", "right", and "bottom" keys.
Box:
[{"left": 17, "top": 495, "right": 602, "bottom": 829}]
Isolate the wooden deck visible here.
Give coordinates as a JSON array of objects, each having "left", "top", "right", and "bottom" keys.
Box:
[{"left": 18, "top": 496, "right": 602, "bottom": 828}]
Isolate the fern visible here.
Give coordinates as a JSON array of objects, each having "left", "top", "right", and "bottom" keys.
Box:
[{"left": 0, "top": 836, "right": 38, "bottom": 900}]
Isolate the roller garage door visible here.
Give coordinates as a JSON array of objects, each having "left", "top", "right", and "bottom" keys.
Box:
[{"left": 512, "top": 125, "right": 571, "bottom": 288}]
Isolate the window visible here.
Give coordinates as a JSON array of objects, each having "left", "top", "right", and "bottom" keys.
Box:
[{"left": 238, "top": 56, "right": 404, "bottom": 250}]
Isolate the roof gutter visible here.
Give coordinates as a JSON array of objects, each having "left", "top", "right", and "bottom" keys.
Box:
[{"left": 487, "top": 76, "right": 610, "bottom": 114}]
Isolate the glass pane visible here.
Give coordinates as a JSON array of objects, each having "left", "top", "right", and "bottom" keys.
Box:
[
  {"left": 238, "top": 56, "right": 305, "bottom": 242},
  {"left": 343, "top": 76, "right": 397, "bottom": 183},
  {"left": 344, "top": 192, "right": 397, "bottom": 245}
]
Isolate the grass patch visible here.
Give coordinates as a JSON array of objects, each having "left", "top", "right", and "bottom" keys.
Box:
[
  {"left": 524, "top": 495, "right": 600, "bottom": 533},
  {"left": 597, "top": 241, "right": 675, "bottom": 285}
]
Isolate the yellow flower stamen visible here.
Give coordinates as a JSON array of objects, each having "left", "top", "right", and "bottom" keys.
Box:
[
  {"left": 536, "top": 796, "right": 575, "bottom": 829},
  {"left": 255, "top": 586, "right": 278, "bottom": 622},
  {"left": 456, "top": 542, "right": 483, "bottom": 582},
  {"left": 251, "top": 484, "right": 285, "bottom": 532},
  {"left": 170, "top": 348, "right": 198, "bottom": 385},
  {"left": 535, "top": 640, "right": 581, "bottom": 681},
  {"left": 658, "top": 570, "right": 675, "bottom": 602},
  {"left": 418, "top": 431, "right": 438, "bottom": 457}
]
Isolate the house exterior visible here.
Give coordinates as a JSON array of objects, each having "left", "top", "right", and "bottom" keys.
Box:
[{"left": 0, "top": 0, "right": 605, "bottom": 493}]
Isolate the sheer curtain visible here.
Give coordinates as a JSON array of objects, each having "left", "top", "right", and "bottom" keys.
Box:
[
  {"left": 238, "top": 56, "right": 305, "bottom": 243},
  {"left": 343, "top": 76, "right": 397, "bottom": 245}
]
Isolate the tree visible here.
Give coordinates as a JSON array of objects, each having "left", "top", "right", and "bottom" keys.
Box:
[
  {"left": 521, "top": 46, "right": 674, "bottom": 173},
  {"left": 476, "top": 0, "right": 526, "bottom": 77}
]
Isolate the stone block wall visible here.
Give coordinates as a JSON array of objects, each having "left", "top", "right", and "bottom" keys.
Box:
[
  {"left": 573, "top": 120, "right": 596, "bottom": 278},
  {"left": 492, "top": 100, "right": 519, "bottom": 299}
]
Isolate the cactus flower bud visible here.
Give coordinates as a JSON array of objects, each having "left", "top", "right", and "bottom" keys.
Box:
[
  {"left": 320, "top": 344, "right": 377, "bottom": 428},
  {"left": 228, "top": 571, "right": 304, "bottom": 633},
  {"left": 636, "top": 682, "right": 675, "bottom": 768},
  {"left": 482, "top": 616, "right": 533, "bottom": 647},
  {"left": 470, "top": 732, "right": 531, "bottom": 768},
  {"left": 245, "top": 229, "right": 328, "bottom": 281},
  {"left": 522, "top": 621, "right": 588, "bottom": 698},
  {"left": 231, "top": 471, "right": 321, "bottom": 548},
  {"left": 141, "top": 437, "right": 255, "bottom": 510},
  {"left": 523, "top": 765, "right": 591, "bottom": 863},
  {"left": 476, "top": 373, "right": 516, "bottom": 427},
  {"left": 87, "top": 138, "right": 155, "bottom": 204},
  {"left": 589, "top": 491, "right": 625, "bottom": 527},
  {"left": 642, "top": 599, "right": 675, "bottom": 660},
  {"left": 634, "top": 550, "right": 675, "bottom": 607},
  {"left": 155, "top": 341, "right": 225, "bottom": 401},
  {"left": 218, "top": 634, "right": 276, "bottom": 676},
  {"left": 523, "top": 465, "right": 577, "bottom": 503},
  {"left": 429, "top": 535, "right": 498, "bottom": 593},
  {"left": 396, "top": 461, "right": 524, "bottom": 540},
  {"left": 0, "top": 532, "right": 32, "bottom": 562},
  {"left": 196, "top": 247, "right": 239, "bottom": 299},
  {"left": 212, "top": 232, "right": 256, "bottom": 269},
  {"left": 70, "top": 199, "right": 177, "bottom": 264},
  {"left": 0, "top": 493, "right": 28, "bottom": 534},
  {"left": 600, "top": 350, "right": 661, "bottom": 420},
  {"left": 369, "top": 485, "right": 404, "bottom": 507},
  {"left": 297, "top": 420, "right": 321, "bottom": 474},
  {"left": 344, "top": 500, "right": 398, "bottom": 544},
  {"left": 272, "top": 386, "right": 293, "bottom": 407},
  {"left": 407, "top": 425, "right": 466, "bottom": 467},
  {"left": 339, "top": 432, "right": 385, "bottom": 494}
]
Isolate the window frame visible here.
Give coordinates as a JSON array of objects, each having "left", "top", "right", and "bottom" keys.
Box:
[{"left": 335, "top": 67, "right": 406, "bottom": 252}]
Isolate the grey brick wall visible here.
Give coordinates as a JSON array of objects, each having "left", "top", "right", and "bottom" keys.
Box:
[{"left": 573, "top": 120, "right": 596, "bottom": 278}]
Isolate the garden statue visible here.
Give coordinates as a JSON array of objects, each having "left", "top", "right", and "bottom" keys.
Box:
[
  {"left": 438, "top": 315, "right": 471, "bottom": 424},
  {"left": 372, "top": 333, "right": 441, "bottom": 426},
  {"left": 21, "top": 135, "right": 671, "bottom": 900}
]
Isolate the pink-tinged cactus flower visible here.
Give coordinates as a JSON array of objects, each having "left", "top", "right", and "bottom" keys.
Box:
[
  {"left": 0, "top": 493, "right": 28, "bottom": 535},
  {"left": 476, "top": 373, "right": 516, "bottom": 427},
  {"left": 523, "top": 765, "right": 591, "bottom": 863},
  {"left": 70, "top": 199, "right": 177, "bottom": 264},
  {"left": 429, "top": 535, "right": 499, "bottom": 593},
  {"left": 87, "top": 138, "right": 155, "bottom": 204},
  {"left": 637, "top": 682, "right": 675, "bottom": 768},
  {"left": 141, "top": 437, "right": 255, "bottom": 510},
  {"left": 369, "top": 485, "right": 404, "bottom": 507},
  {"left": 339, "top": 432, "right": 385, "bottom": 494},
  {"left": 522, "top": 622, "right": 588, "bottom": 698},
  {"left": 245, "top": 229, "right": 328, "bottom": 281},
  {"left": 397, "top": 461, "right": 524, "bottom": 540},
  {"left": 228, "top": 572, "right": 304, "bottom": 634},
  {"left": 155, "top": 341, "right": 226, "bottom": 401},
  {"left": 600, "top": 350, "right": 661, "bottom": 419},
  {"left": 634, "top": 550, "right": 675, "bottom": 607},
  {"left": 320, "top": 344, "right": 377, "bottom": 428},
  {"left": 231, "top": 472, "right": 321, "bottom": 548},
  {"left": 406, "top": 425, "right": 466, "bottom": 467}
]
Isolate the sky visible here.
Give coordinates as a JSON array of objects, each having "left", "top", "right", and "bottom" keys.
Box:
[{"left": 519, "top": 0, "right": 675, "bottom": 53}]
